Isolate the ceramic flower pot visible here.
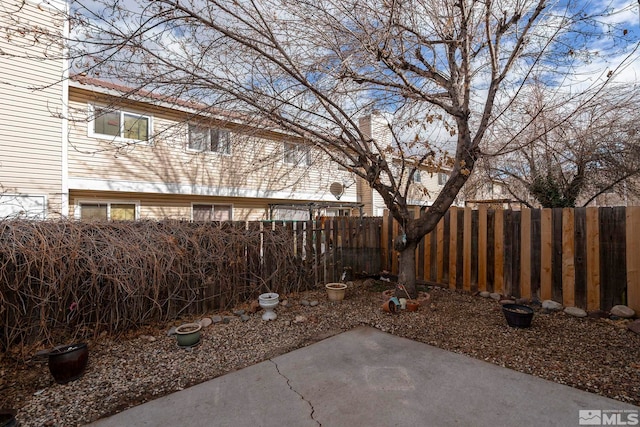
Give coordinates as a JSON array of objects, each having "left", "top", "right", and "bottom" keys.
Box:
[
  {"left": 502, "top": 304, "right": 534, "bottom": 328},
  {"left": 48, "top": 343, "right": 89, "bottom": 384},
  {"left": 325, "top": 283, "right": 347, "bottom": 301},
  {"left": 258, "top": 292, "right": 280, "bottom": 320},
  {"left": 175, "top": 323, "right": 202, "bottom": 347},
  {"left": 0, "top": 409, "right": 17, "bottom": 427},
  {"left": 381, "top": 297, "right": 400, "bottom": 314},
  {"left": 406, "top": 300, "right": 420, "bottom": 311}
]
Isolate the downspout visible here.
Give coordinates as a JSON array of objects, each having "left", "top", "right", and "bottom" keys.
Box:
[{"left": 60, "top": 0, "right": 70, "bottom": 218}]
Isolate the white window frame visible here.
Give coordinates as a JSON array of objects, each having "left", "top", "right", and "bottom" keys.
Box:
[
  {"left": 75, "top": 200, "right": 140, "bottom": 220},
  {"left": 191, "top": 203, "right": 233, "bottom": 221},
  {"left": 187, "top": 124, "right": 232, "bottom": 155},
  {"left": 88, "top": 104, "right": 153, "bottom": 144},
  {"left": 283, "top": 142, "right": 311, "bottom": 166},
  {"left": 413, "top": 170, "right": 422, "bottom": 183},
  {"left": 438, "top": 172, "right": 448, "bottom": 186}
]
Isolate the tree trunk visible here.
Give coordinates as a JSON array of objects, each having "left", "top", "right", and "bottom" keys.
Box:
[{"left": 397, "top": 241, "right": 418, "bottom": 298}]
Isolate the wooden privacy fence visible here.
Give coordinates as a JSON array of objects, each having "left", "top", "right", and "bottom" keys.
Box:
[{"left": 381, "top": 206, "right": 640, "bottom": 313}]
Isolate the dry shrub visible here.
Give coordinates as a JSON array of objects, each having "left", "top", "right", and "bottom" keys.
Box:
[{"left": 0, "top": 219, "right": 314, "bottom": 354}]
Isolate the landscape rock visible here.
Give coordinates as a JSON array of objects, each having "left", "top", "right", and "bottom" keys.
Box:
[
  {"left": 199, "top": 317, "right": 212, "bottom": 328},
  {"left": 211, "top": 315, "right": 223, "bottom": 324},
  {"left": 300, "top": 299, "right": 310, "bottom": 306},
  {"left": 542, "top": 300, "right": 563, "bottom": 311},
  {"left": 564, "top": 307, "right": 587, "bottom": 318},
  {"left": 240, "top": 314, "right": 250, "bottom": 322},
  {"left": 489, "top": 293, "right": 501, "bottom": 301},
  {"left": 628, "top": 319, "right": 640, "bottom": 335},
  {"left": 139, "top": 335, "right": 156, "bottom": 342},
  {"left": 515, "top": 298, "right": 530, "bottom": 305},
  {"left": 293, "top": 315, "right": 307, "bottom": 323},
  {"left": 479, "top": 291, "right": 490, "bottom": 298},
  {"left": 233, "top": 309, "right": 245, "bottom": 316},
  {"left": 222, "top": 316, "right": 233, "bottom": 324},
  {"left": 280, "top": 299, "right": 289, "bottom": 308},
  {"left": 499, "top": 299, "right": 516, "bottom": 305},
  {"left": 310, "top": 300, "right": 319, "bottom": 307},
  {"left": 166, "top": 326, "right": 176, "bottom": 336},
  {"left": 610, "top": 305, "right": 635, "bottom": 319}
]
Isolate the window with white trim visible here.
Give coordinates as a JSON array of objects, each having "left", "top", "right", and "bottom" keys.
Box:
[
  {"left": 192, "top": 204, "right": 232, "bottom": 221},
  {"left": 283, "top": 142, "right": 311, "bottom": 166},
  {"left": 413, "top": 170, "right": 422, "bottom": 183},
  {"left": 89, "top": 105, "right": 151, "bottom": 142},
  {"left": 438, "top": 172, "right": 448, "bottom": 186},
  {"left": 188, "top": 125, "right": 231, "bottom": 154},
  {"left": 79, "top": 202, "right": 137, "bottom": 220}
]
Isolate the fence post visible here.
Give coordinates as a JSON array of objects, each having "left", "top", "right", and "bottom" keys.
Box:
[{"left": 463, "top": 206, "right": 472, "bottom": 292}]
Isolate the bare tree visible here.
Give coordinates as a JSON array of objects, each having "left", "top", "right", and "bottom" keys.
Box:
[
  {"left": 481, "top": 82, "right": 640, "bottom": 208},
  {"left": 10, "top": 0, "right": 637, "bottom": 295}
]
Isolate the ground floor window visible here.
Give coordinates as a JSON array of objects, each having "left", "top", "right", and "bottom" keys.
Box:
[
  {"left": 79, "top": 202, "right": 137, "bottom": 220},
  {"left": 192, "top": 204, "right": 232, "bottom": 221}
]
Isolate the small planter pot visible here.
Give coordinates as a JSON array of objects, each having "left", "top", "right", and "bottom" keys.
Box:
[
  {"left": 502, "top": 304, "right": 534, "bottom": 328},
  {"left": 258, "top": 292, "right": 280, "bottom": 320},
  {"left": 175, "top": 323, "right": 202, "bottom": 347},
  {"left": 381, "top": 297, "right": 401, "bottom": 314},
  {"left": 0, "top": 409, "right": 17, "bottom": 427},
  {"left": 325, "top": 283, "right": 347, "bottom": 301},
  {"left": 405, "top": 300, "right": 420, "bottom": 312},
  {"left": 48, "top": 343, "right": 89, "bottom": 384}
]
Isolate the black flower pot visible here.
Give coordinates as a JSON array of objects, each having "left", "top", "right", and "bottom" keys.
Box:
[
  {"left": 48, "top": 343, "right": 89, "bottom": 384},
  {"left": 502, "top": 304, "right": 534, "bottom": 328},
  {"left": 0, "top": 409, "right": 17, "bottom": 427}
]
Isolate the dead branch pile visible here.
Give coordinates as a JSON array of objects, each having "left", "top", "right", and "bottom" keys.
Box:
[{"left": 0, "top": 219, "right": 311, "bottom": 352}]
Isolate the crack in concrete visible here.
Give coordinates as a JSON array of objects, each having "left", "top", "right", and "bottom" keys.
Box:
[{"left": 269, "top": 359, "right": 321, "bottom": 426}]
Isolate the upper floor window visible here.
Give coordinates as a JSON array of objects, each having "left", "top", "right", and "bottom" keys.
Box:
[
  {"left": 438, "top": 172, "right": 448, "bottom": 186},
  {"left": 413, "top": 170, "right": 422, "bottom": 183},
  {"left": 283, "top": 142, "right": 311, "bottom": 166},
  {"left": 79, "top": 202, "right": 137, "bottom": 221},
  {"left": 189, "top": 125, "right": 231, "bottom": 154},
  {"left": 192, "top": 204, "right": 232, "bottom": 221},
  {"left": 90, "top": 105, "right": 151, "bottom": 142}
]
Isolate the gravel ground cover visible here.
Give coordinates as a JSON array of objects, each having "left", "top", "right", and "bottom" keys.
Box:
[{"left": 1, "top": 280, "right": 639, "bottom": 426}]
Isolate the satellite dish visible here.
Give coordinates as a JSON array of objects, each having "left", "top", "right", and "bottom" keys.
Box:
[{"left": 330, "top": 182, "right": 345, "bottom": 200}]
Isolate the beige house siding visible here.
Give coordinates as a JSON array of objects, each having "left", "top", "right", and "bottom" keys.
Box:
[
  {"left": 0, "top": 0, "right": 66, "bottom": 217},
  {"left": 66, "top": 84, "right": 357, "bottom": 220}
]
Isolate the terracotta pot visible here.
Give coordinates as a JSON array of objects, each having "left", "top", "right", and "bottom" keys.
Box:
[
  {"left": 48, "top": 343, "right": 89, "bottom": 384},
  {"left": 406, "top": 300, "right": 420, "bottom": 312},
  {"left": 326, "top": 283, "right": 347, "bottom": 301},
  {"left": 381, "top": 297, "right": 400, "bottom": 314}
]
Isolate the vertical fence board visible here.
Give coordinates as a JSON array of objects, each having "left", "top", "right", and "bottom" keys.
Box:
[
  {"left": 503, "top": 210, "right": 514, "bottom": 297},
  {"left": 494, "top": 209, "right": 504, "bottom": 295},
  {"left": 530, "top": 209, "right": 541, "bottom": 300},
  {"left": 487, "top": 210, "right": 495, "bottom": 293},
  {"left": 449, "top": 207, "right": 458, "bottom": 289},
  {"left": 541, "top": 209, "right": 552, "bottom": 301},
  {"left": 600, "top": 207, "right": 627, "bottom": 310},
  {"left": 463, "top": 207, "right": 472, "bottom": 291},
  {"left": 423, "top": 227, "right": 432, "bottom": 282},
  {"left": 478, "top": 205, "right": 488, "bottom": 292},
  {"left": 626, "top": 206, "right": 640, "bottom": 313},
  {"left": 586, "top": 208, "right": 600, "bottom": 311},
  {"left": 430, "top": 226, "right": 438, "bottom": 282},
  {"left": 456, "top": 210, "right": 464, "bottom": 289},
  {"left": 562, "top": 208, "right": 576, "bottom": 307},
  {"left": 471, "top": 209, "right": 479, "bottom": 293},
  {"left": 391, "top": 215, "right": 399, "bottom": 274},
  {"left": 573, "top": 208, "right": 587, "bottom": 309},
  {"left": 552, "top": 208, "right": 563, "bottom": 302},
  {"left": 436, "top": 217, "right": 445, "bottom": 283},
  {"left": 381, "top": 212, "right": 390, "bottom": 272},
  {"left": 520, "top": 208, "right": 532, "bottom": 300}
]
